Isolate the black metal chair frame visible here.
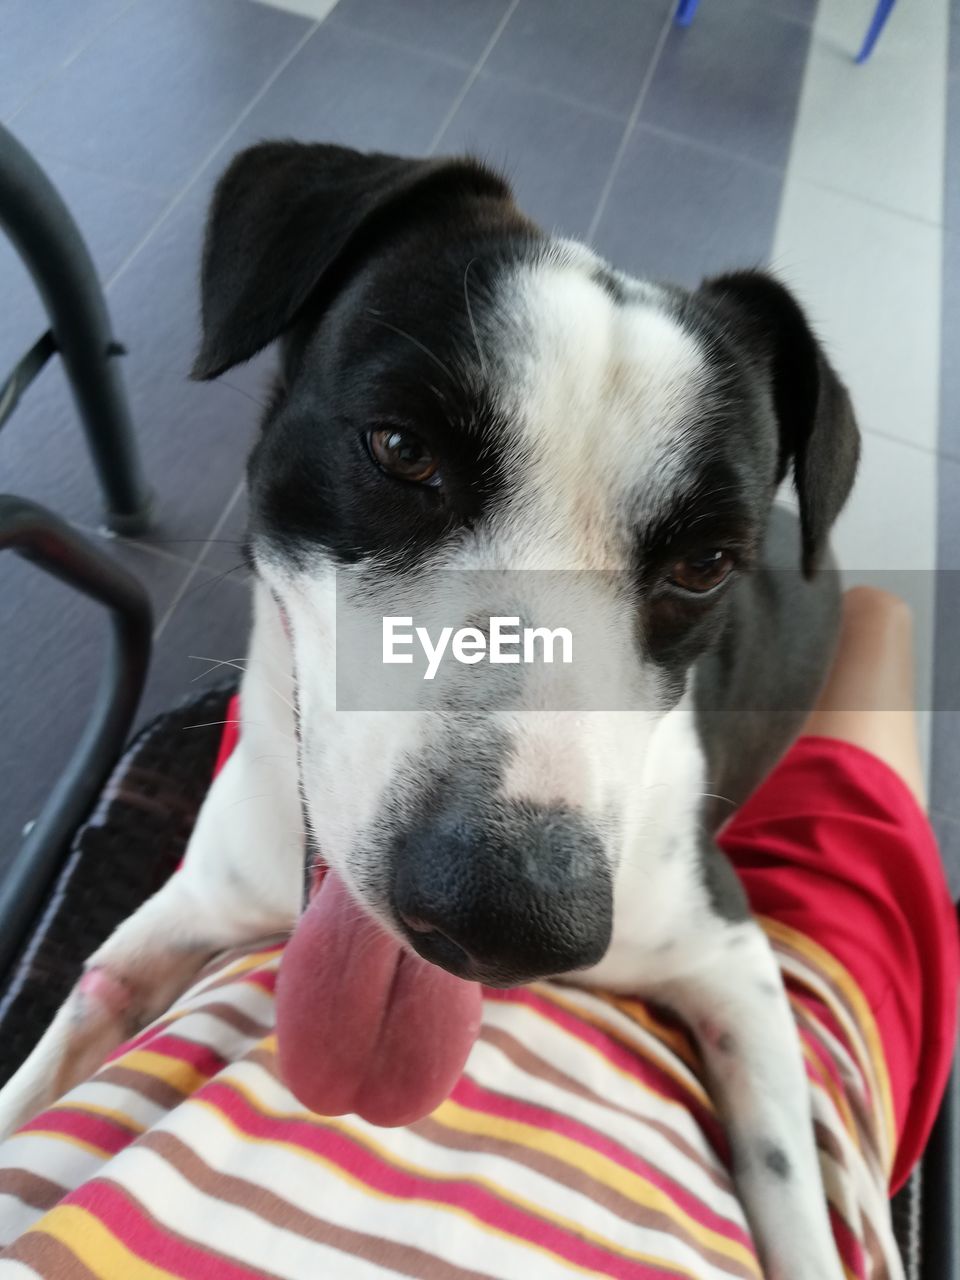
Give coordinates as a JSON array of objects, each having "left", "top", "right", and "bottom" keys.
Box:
[
  {"left": 0, "top": 121, "right": 153, "bottom": 972},
  {"left": 0, "top": 123, "right": 956, "bottom": 1279}
]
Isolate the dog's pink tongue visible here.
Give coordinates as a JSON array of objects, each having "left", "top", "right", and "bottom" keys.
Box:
[{"left": 276, "top": 869, "right": 482, "bottom": 1127}]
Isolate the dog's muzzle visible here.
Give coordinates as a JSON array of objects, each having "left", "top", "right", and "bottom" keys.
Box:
[{"left": 389, "top": 801, "right": 613, "bottom": 985}]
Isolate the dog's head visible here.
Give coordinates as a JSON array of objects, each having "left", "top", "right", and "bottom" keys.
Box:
[{"left": 194, "top": 142, "right": 859, "bottom": 985}]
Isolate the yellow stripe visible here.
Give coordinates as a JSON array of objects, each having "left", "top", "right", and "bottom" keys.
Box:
[
  {"left": 198, "top": 948, "right": 280, "bottom": 987},
  {"left": 520, "top": 988, "right": 714, "bottom": 1113},
  {"left": 602, "top": 995, "right": 700, "bottom": 1069},
  {"left": 30, "top": 1205, "right": 177, "bottom": 1279},
  {"left": 192, "top": 1077, "right": 719, "bottom": 1280},
  {"left": 18, "top": 1130, "right": 115, "bottom": 1160},
  {"left": 436, "top": 1097, "right": 758, "bottom": 1273},
  {"left": 760, "top": 917, "right": 896, "bottom": 1170},
  {"left": 116, "top": 1050, "right": 211, "bottom": 1097}
]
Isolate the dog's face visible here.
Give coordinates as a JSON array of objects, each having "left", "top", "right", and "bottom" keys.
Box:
[{"left": 194, "top": 143, "right": 858, "bottom": 986}]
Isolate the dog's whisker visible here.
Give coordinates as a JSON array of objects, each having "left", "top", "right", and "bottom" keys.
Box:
[
  {"left": 189, "top": 656, "right": 250, "bottom": 683},
  {"left": 221, "top": 792, "right": 276, "bottom": 812},
  {"left": 697, "top": 791, "right": 737, "bottom": 807},
  {"left": 189, "top": 655, "right": 296, "bottom": 714},
  {"left": 179, "top": 563, "right": 249, "bottom": 605},
  {"left": 181, "top": 718, "right": 245, "bottom": 731},
  {"left": 463, "top": 258, "right": 487, "bottom": 378},
  {"left": 368, "top": 316, "right": 456, "bottom": 384}
]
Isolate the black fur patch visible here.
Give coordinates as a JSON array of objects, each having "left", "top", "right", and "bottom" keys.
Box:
[{"left": 760, "top": 1142, "right": 791, "bottom": 1180}]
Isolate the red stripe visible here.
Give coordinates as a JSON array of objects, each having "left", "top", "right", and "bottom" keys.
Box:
[
  {"left": 243, "top": 968, "right": 278, "bottom": 997},
  {"left": 212, "top": 695, "right": 242, "bottom": 779},
  {"left": 449, "top": 1074, "right": 750, "bottom": 1248},
  {"left": 796, "top": 1018, "right": 860, "bottom": 1114},
  {"left": 105, "top": 1021, "right": 175, "bottom": 1064},
  {"left": 199, "top": 1079, "right": 684, "bottom": 1279},
  {"left": 23, "top": 1109, "right": 136, "bottom": 1157},
  {"left": 785, "top": 981, "right": 858, "bottom": 1066},
  {"left": 484, "top": 988, "right": 729, "bottom": 1157},
  {"left": 65, "top": 1179, "right": 269, "bottom": 1279},
  {"left": 829, "top": 1203, "right": 866, "bottom": 1277},
  {"left": 125, "top": 1033, "right": 228, "bottom": 1079}
]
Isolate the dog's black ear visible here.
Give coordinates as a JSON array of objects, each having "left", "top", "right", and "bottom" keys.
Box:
[
  {"left": 192, "top": 141, "right": 512, "bottom": 381},
  {"left": 699, "top": 270, "right": 860, "bottom": 576}
]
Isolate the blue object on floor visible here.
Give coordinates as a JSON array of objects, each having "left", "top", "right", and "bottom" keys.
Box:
[
  {"left": 673, "top": 0, "right": 897, "bottom": 63},
  {"left": 855, "top": 0, "right": 897, "bottom": 64},
  {"left": 674, "top": 0, "right": 699, "bottom": 27}
]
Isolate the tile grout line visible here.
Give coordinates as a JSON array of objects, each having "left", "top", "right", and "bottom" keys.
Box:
[
  {"left": 634, "top": 119, "right": 951, "bottom": 231},
  {"left": 788, "top": 171, "right": 945, "bottom": 232},
  {"left": 153, "top": 478, "right": 246, "bottom": 642},
  {"left": 323, "top": 13, "right": 474, "bottom": 74},
  {"left": 100, "top": 17, "right": 321, "bottom": 296},
  {"left": 585, "top": 5, "right": 678, "bottom": 245},
  {"left": 427, "top": 0, "right": 521, "bottom": 156},
  {"left": 635, "top": 118, "right": 786, "bottom": 178},
  {"left": 859, "top": 423, "right": 953, "bottom": 462},
  {"left": 4, "top": 0, "right": 143, "bottom": 127},
  {"left": 465, "top": 65, "right": 627, "bottom": 125}
]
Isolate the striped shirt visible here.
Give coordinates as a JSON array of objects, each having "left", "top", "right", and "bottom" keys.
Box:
[{"left": 0, "top": 916, "right": 902, "bottom": 1279}]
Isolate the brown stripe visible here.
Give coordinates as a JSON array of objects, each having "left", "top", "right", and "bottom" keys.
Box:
[
  {"left": 813, "top": 1119, "right": 847, "bottom": 1171},
  {"left": 2, "top": 1228, "right": 100, "bottom": 1278},
  {"left": 478, "top": 1023, "right": 732, "bottom": 1192},
  {"left": 140, "top": 1130, "right": 498, "bottom": 1280},
  {"left": 413, "top": 1114, "right": 757, "bottom": 1280},
  {"left": 94, "top": 1064, "right": 187, "bottom": 1112},
  {"left": 794, "top": 1001, "right": 884, "bottom": 1169},
  {"left": 0, "top": 1168, "right": 69, "bottom": 1217},
  {"left": 194, "top": 1000, "right": 273, "bottom": 1041},
  {"left": 861, "top": 1210, "right": 895, "bottom": 1280},
  {"left": 235, "top": 1046, "right": 278, "bottom": 1078}
]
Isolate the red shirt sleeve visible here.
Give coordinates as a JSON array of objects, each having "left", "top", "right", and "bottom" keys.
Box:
[{"left": 718, "top": 735, "right": 959, "bottom": 1191}]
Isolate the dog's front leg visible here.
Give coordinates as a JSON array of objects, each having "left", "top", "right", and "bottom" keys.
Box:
[{"left": 661, "top": 893, "right": 844, "bottom": 1280}]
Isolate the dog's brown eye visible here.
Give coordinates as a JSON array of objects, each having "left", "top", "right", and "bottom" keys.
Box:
[
  {"left": 368, "top": 428, "right": 439, "bottom": 485},
  {"left": 668, "top": 550, "right": 734, "bottom": 594}
]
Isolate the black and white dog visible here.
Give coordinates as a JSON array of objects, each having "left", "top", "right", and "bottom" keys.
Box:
[{"left": 0, "top": 144, "right": 861, "bottom": 1278}]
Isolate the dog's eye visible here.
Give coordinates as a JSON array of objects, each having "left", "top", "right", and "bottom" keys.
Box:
[
  {"left": 367, "top": 427, "right": 439, "bottom": 485},
  {"left": 668, "top": 550, "right": 734, "bottom": 594}
]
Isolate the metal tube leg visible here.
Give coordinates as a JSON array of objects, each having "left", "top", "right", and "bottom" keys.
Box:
[
  {"left": 0, "top": 124, "right": 153, "bottom": 534},
  {"left": 0, "top": 495, "right": 152, "bottom": 977}
]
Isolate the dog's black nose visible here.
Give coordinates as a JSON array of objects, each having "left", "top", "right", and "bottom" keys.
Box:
[{"left": 390, "top": 803, "right": 612, "bottom": 985}]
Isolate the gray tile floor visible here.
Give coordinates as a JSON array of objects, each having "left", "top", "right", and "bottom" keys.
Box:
[{"left": 0, "top": 0, "right": 957, "bottom": 885}]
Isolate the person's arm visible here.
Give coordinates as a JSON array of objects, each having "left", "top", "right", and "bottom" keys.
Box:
[{"left": 800, "top": 586, "right": 926, "bottom": 808}]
